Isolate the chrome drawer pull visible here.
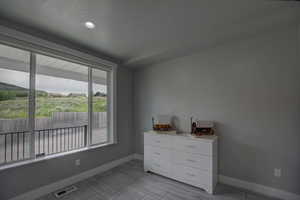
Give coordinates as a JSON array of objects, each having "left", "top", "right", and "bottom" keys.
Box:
[
  {"left": 155, "top": 140, "right": 161, "bottom": 143},
  {"left": 186, "top": 159, "right": 196, "bottom": 163},
  {"left": 186, "top": 173, "right": 196, "bottom": 177},
  {"left": 154, "top": 152, "right": 161, "bottom": 155},
  {"left": 186, "top": 145, "right": 196, "bottom": 148}
]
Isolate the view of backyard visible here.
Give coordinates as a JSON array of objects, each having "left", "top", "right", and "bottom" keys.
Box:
[
  {"left": 0, "top": 81, "right": 108, "bottom": 164},
  {"left": 0, "top": 94, "right": 106, "bottom": 119},
  {"left": 0, "top": 45, "right": 109, "bottom": 165}
]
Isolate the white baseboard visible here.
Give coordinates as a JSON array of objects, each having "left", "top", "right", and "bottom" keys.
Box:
[
  {"left": 132, "top": 153, "right": 143, "bottom": 160},
  {"left": 10, "top": 155, "right": 134, "bottom": 200},
  {"left": 133, "top": 154, "right": 300, "bottom": 200},
  {"left": 9, "top": 153, "right": 300, "bottom": 200},
  {"left": 219, "top": 175, "right": 300, "bottom": 200}
]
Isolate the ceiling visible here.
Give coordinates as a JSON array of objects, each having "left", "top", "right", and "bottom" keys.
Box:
[{"left": 0, "top": 0, "right": 299, "bottom": 68}]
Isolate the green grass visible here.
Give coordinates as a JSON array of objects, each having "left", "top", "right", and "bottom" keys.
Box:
[{"left": 0, "top": 96, "right": 106, "bottom": 119}]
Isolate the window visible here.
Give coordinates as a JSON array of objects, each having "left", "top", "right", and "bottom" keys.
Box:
[
  {"left": 35, "top": 54, "right": 89, "bottom": 156},
  {"left": 0, "top": 44, "right": 31, "bottom": 163},
  {"left": 0, "top": 43, "right": 115, "bottom": 167},
  {"left": 91, "top": 68, "right": 108, "bottom": 145}
]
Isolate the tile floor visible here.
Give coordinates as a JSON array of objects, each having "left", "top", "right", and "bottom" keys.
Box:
[{"left": 38, "top": 160, "right": 279, "bottom": 200}]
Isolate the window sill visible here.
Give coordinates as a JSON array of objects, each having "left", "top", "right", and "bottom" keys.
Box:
[{"left": 0, "top": 142, "right": 115, "bottom": 171}]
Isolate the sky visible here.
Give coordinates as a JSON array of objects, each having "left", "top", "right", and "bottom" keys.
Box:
[{"left": 0, "top": 68, "right": 106, "bottom": 95}]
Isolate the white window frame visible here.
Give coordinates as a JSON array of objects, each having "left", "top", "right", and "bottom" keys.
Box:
[
  {"left": 88, "top": 66, "right": 117, "bottom": 146},
  {"left": 0, "top": 25, "right": 117, "bottom": 170}
]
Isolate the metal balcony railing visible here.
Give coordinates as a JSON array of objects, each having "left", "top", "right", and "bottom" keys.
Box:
[{"left": 0, "top": 125, "right": 88, "bottom": 165}]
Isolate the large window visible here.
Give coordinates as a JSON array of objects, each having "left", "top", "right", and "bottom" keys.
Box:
[{"left": 0, "top": 43, "right": 114, "bottom": 166}]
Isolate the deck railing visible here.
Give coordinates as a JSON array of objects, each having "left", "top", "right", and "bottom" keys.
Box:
[{"left": 0, "top": 125, "right": 88, "bottom": 165}]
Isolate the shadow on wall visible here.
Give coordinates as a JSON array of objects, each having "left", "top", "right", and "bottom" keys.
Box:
[
  {"left": 171, "top": 116, "right": 181, "bottom": 132},
  {"left": 216, "top": 121, "right": 299, "bottom": 191}
]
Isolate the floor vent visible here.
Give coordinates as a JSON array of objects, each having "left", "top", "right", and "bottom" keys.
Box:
[{"left": 54, "top": 185, "right": 78, "bottom": 198}]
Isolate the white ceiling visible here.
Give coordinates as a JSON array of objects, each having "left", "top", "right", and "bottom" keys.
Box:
[{"left": 0, "top": 0, "right": 299, "bottom": 68}]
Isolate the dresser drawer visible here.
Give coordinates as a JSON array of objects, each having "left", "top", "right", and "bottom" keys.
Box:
[
  {"left": 172, "top": 137, "right": 212, "bottom": 156},
  {"left": 144, "top": 145, "right": 171, "bottom": 161},
  {"left": 171, "top": 152, "right": 212, "bottom": 171},
  {"left": 144, "top": 155, "right": 170, "bottom": 176},
  {"left": 144, "top": 133, "right": 171, "bottom": 149},
  {"left": 171, "top": 164, "right": 212, "bottom": 187}
]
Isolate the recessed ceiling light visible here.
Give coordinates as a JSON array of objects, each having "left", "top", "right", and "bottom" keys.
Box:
[{"left": 85, "top": 21, "right": 95, "bottom": 29}]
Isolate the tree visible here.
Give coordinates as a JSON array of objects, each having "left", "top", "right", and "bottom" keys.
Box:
[
  {"left": 94, "top": 91, "right": 106, "bottom": 97},
  {"left": 0, "top": 90, "right": 16, "bottom": 101}
]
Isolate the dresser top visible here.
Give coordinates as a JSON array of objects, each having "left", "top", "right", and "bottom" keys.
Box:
[{"left": 144, "top": 130, "right": 218, "bottom": 142}]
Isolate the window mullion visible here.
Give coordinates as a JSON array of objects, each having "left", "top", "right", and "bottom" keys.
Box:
[
  {"left": 29, "top": 52, "right": 36, "bottom": 159},
  {"left": 88, "top": 67, "right": 93, "bottom": 147},
  {"left": 107, "top": 71, "right": 112, "bottom": 143}
]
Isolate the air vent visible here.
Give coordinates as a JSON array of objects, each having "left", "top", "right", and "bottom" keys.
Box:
[
  {"left": 54, "top": 185, "right": 77, "bottom": 198},
  {"left": 36, "top": 153, "right": 45, "bottom": 157}
]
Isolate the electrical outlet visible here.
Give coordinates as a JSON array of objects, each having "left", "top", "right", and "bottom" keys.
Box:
[
  {"left": 75, "top": 159, "right": 80, "bottom": 166},
  {"left": 274, "top": 168, "right": 281, "bottom": 177}
]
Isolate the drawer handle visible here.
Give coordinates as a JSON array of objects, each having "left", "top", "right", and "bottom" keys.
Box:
[
  {"left": 154, "top": 152, "right": 161, "bottom": 155},
  {"left": 155, "top": 140, "right": 161, "bottom": 143},
  {"left": 186, "top": 145, "right": 196, "bottom": 148},
  {"left": 186, "top": 159, "right": 196, "bottom": 163},
  {"left": 186, "top": 173, "right": 196, "bottom": 177}
]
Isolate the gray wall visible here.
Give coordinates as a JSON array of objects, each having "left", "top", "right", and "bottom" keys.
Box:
[
  {"left": 133, "top": 25, "right": 300, "bottom": 194},
  {"left": 0, "top": 66, "right": 133, "bottom": 200}
]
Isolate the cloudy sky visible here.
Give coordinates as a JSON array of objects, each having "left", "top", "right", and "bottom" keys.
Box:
[{"left": 0, "top": 68, "right": 106, "bottom": 95}]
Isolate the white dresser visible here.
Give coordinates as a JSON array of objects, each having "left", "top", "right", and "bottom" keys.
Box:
[{"left": 144, "top": 131, "right": 218, "bottom": 194}]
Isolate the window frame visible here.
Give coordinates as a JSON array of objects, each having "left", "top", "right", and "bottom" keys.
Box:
[{"left": 0, "top": 31, "right": 117, "bottom": 169}]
